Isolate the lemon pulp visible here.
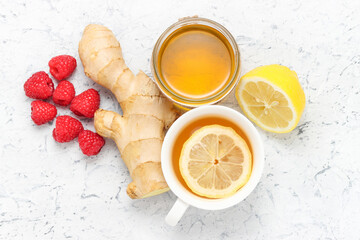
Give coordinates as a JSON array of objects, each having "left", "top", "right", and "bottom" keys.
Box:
[{"left": 236, "top": 64, "right": 305, "bottom": 133}]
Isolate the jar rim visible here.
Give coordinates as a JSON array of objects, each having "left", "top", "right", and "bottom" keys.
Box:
[{"left": 151, "top": 17, "right": 241, "bottom": 108}]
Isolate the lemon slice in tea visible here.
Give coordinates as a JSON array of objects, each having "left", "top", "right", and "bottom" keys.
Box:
[{"left": 179, "top": 125, "right": 252, "bottom": 198}]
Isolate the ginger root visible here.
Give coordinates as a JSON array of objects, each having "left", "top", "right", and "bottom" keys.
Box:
[{"left": 78, "top": 24, "right": 178, "bottom": 199}]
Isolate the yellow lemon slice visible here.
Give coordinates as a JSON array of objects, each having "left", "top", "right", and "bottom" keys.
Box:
[
  {"left": 236, "top": 64, "right": 306, "bottom": 133},
  {"left": 179, "top": 125, "right": 252, "bottom": 198}
]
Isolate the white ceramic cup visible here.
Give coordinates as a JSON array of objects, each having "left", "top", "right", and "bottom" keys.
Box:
[{"left": 161, "top": 105, "right": 264, "bottom": 226}]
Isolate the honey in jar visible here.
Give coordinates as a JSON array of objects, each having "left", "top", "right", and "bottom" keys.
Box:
[
  {"left": 152, "top": 18, "right": 240, "bottom": 108},
  {"left": 158, "top": 25, "right": 235, "bottom": 100}
]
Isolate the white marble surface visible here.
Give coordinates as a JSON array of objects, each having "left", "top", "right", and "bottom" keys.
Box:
[{"left": 1, "top": 0, "right": 360, "bottom": 239}]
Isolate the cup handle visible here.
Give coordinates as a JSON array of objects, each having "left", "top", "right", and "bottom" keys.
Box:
[{"left": 165, "top": 198, "right": 189, "bottom": 226}]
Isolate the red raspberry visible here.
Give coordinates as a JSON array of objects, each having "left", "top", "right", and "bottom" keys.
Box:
[
  {"left": 48, "top": 55, "right": 77, "bottom": 80},
  {"left": 78, "top": 130, "right": 105, "bottom": 156},
  {"left": 53, "top": 115, "right": 84, "bottom": 143},
  {"left": 31, "top": 100, "right": 57, "bottom": 125},
  {"left": 52, "top": 80, "right": 75, "bottom": 106},
  {"left": 70, "top": 89, "right": 100, "bottom": 118},
  {"left": 24, "top": 71, "right": 54, "bottom": 99}
]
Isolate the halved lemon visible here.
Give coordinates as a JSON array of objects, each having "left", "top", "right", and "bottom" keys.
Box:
[
  {"left": 179, "top": 125, "right": 252, "bottom": 198},
  {"left": 236, "top": 64, "right": 305, "bottom": 133}
]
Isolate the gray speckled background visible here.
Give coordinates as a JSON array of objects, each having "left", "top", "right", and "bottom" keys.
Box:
[{"left": 1, "top": 0, "right": 360, "bottom": 239}]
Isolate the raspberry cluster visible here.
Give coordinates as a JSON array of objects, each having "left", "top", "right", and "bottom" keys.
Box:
[{"left": 24, "top": 55, "right": 105, "bottom": 156}]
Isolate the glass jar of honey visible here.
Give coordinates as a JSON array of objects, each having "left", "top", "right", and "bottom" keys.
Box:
[{"left": 151, "top": 17, "right": 241, "bottom": 109}]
